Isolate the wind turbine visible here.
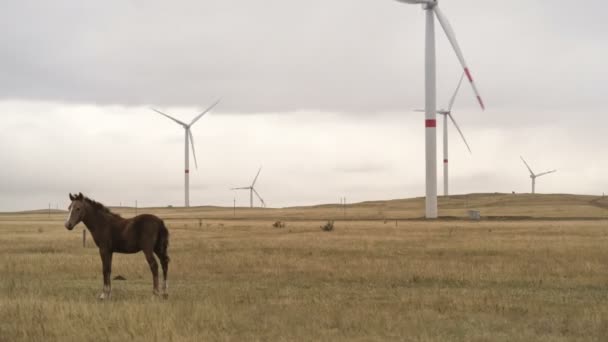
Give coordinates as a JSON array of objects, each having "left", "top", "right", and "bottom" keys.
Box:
[
  {"left": 231, "top": 167, "right": 266, "bottom": 208},
  {"left": 415, "top": 72, "right": 472, "bottom": 196},
  {"left": 520, "top": 156, "right": 556, "bottom": 194},
  {"left": 151, "top": 99, "right": 220, "bottom": 207},
  {"left": 392, "top": 0, "right": 485, "bottom": 218}
]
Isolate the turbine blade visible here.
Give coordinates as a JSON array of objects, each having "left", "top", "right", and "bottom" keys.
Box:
[
  {"left": 231, "top": 187, "right": 250, "bottom": 190},
  {"left": 434, "top": 7, "right": 485, "bottom": 110},
  {"left": 188, "top": 129, "right": 198, "bottom": 170},
  {"left": 520, "top": 156, "right": 534, "bottom": 175},
  {"left": 251, "top": 167, "right": 262, "bottom": 187},
  {"left": 536, "top": 170, "right": 557, "bottom": 177},
  {"left": 151, "top": 108, "right": 187, "bottom": 126},
  {"left": 190, "top": 98, "right": 221, "bottom": 126},
  {"left": 252, "top": 188, "right": 265, "bottom": 207},
  {"left": 448, "top": 72, "right": 465, "bottom": 112},
  {"left": 448, "top": 113, "right": 471, "bottom": 153}
]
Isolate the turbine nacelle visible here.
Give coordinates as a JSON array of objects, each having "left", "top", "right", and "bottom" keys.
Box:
[{"left": 394, "top": 0, "right": 436, "bottom": 5}]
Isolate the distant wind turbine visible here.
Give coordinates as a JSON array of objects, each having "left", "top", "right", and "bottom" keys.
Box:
[
  {"left": 231, "top": 167, "right": 266, "bottom": 208},
  {"left": 415, "top": 72, "right": 472, "bottom": 196},
  {"left": 151, "top": 99, "right": 221, "bottom": 207},
  {"left": 520, "top": 156, "right": 556, "bottom": 194}
]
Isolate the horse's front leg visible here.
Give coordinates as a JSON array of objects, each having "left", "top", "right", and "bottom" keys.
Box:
[{"left": 99, "top": 249, "right": 113, "bottom": 300}]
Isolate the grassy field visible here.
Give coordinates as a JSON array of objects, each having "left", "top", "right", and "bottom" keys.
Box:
[{"left": 1, "top": 194, "right": 608, "bottom": 341}]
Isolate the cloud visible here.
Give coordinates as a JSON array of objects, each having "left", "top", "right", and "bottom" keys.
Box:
[
  {"left": 1, "top": 103, "right": 605, "bottom": 211},
  {"left": 1, "top": 0, "right": 606, "bottom": 116}
]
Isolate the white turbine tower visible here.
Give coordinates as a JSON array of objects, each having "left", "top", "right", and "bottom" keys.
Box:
[
  {"left": 151, "top": 99, "right": 220, "bottom": 207},
  {"left": 520, "top": 156, "right": 556, "bottom": 194},
  {"left": 392, "top": 0, "right": 485, "bottom": 218},
  {"left": 416, "top": 73, "right": 472, "bottom": 196},
  {"left": 231, "top": 167, "right": 266, "bottom": 208}
]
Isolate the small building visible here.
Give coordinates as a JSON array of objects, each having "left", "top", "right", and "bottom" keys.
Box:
[{"left": 468, "top": 210, "right": 481, "bottom": 221}]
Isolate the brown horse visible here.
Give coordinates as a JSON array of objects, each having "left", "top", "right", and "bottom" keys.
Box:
[{"left": 64, "top": 193, "right": 170, "bottom": 300}]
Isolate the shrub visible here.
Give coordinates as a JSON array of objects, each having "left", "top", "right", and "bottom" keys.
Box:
[
  {"left": 321, "top": 220, "right": 334, "bottom": 232},
  {"left": 273, "top": 221, "right": 285, "bottom": 228}
]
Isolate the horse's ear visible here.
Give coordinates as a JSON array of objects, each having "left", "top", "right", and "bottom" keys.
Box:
[
  {"left": 77, "top": 193, "right": 84, "bottom": 200},
  {"left": 69, "top": 193, "right": 75, "bottom": 201}
]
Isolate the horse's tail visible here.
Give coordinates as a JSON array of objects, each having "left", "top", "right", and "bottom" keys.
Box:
[{"left": 156, "top": 220, "right": 170, "bottom": 261}]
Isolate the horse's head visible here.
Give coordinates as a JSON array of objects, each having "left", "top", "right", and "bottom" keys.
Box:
[{"left": 65, "top": 192, "right": 86, "bottom": 230}]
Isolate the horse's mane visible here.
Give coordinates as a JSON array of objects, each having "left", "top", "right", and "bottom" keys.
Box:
[{"left": 84, "top": 197, "right": 123, "bottom": 219}]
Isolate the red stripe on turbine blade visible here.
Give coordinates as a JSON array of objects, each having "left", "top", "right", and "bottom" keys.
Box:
[
  {"left": 444, "top": 159, "right": 448, "bottom": 163},
  {"left": 464, "top": 68, "right": 473, "bottom": 82},
  {"left": 425, "top": 119, "right": 436, "bottom": 128},
  {"left": 477, "top": 96, "right": 485, "bottom": 110}
]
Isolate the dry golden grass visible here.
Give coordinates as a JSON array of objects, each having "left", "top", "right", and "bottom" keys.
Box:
[{"left": 1, "top": 194, "right": 608, "bottom": 341}]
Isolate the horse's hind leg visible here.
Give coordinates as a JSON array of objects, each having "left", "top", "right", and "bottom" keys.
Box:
[
  {"left": 154, "top": 249, "right": 170, "bottom": 299},
  {"left": 143, "top": 249, "right": 160, "bottom": 296},
  {"left": 154, "top": 225, "right": 170, "bottom": 299}
]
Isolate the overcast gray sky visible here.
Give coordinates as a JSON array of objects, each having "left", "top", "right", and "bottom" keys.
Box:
[{"left": 1, "top": 0, "right": 607, "bottom": 211}]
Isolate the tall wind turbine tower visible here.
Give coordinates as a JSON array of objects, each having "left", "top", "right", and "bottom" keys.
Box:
[
  {"left": 520, "top": 156, "right": 556, "bottom": 194},
  {"left": 416, "top": 73, "right": 472, "bottom": 196},
  {"left": 391, "top": 0, "right": 485, "bottom": 218},
  {"left": 151, "top": 99, "right": 220, "bottom": 207}
]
